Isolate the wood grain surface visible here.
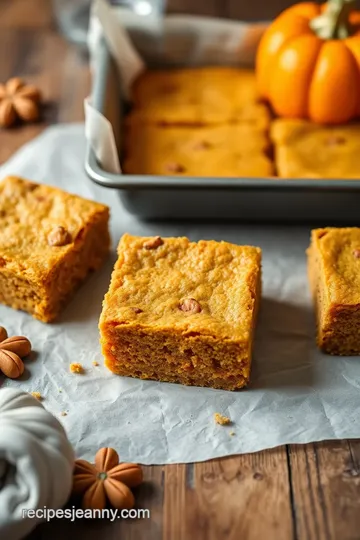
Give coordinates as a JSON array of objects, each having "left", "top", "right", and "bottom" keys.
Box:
[{"left": 1, "top": 1, "right": 360, "bottom": 539}]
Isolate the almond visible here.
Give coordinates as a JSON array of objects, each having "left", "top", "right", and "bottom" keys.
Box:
[
  {"left": 143, "top": 236, "right": 163, "bottom": 250},
  {"left": 0, "top": 349, "right": 24, "bottom": 378},
  {"left": 48, "top": 226, "right": 72, "bottom": 247},
  {"left": 0, "top": 326, "right": 7, "bottom": 342},
  {"left": 179, "top": 298, "right": 202, "bottom": 314},
  {"left": 0, "top": 336, "right": 31, "bottom": 357}
]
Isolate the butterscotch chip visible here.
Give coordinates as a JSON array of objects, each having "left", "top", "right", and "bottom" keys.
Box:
[
  {"left": 143, "top": 236, "right": 163, "bottom": 250},
  {"left": 70, "top": 362, "right": 84, "bottom": 374},
  {"left": 31, "top": 391, "right": 42, "bottom": 400},
  {"left": 214, "top": 413, "right": 231, "bottom": 425},
  {"left": 47, "top": 226, "right": 72, "bottom": 247},
  {"left": 132, "top": 307, "right": 143, "bottom": 314},
  {"left": 179, "top": 298, "right": 202, "bottom": 314}
]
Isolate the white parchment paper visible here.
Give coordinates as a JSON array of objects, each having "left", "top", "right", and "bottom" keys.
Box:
[{"left": 1, "top": 124, "right": 360, "bottom": 464}]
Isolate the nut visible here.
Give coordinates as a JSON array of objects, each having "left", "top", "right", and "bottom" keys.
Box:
[
  {"left": 166, "top": 162, "right": 185, "bottom": 173},
  {"left": 0, "top": 326, "right": 8, "bottom": 342},
  {"left": 0, "top": 349, "right": 24, "bottom": 378},
  {"left": 326, "top": 135, "right": 345, "bottom": 146},
  {"left": 353, "top": 249, "right": 360, "bottom": 258},
  {"left": 179, "top": 298, "right": 202, "bottom": 314},
  {"left": 193, "top": 140, "right": 210, "bottom": 150},
  {"left": 0, "top": 336, "right": 32, "bottom": 357},
  {"left": 143, "top": 236, "right": 163, "bottom": 250},
  {"left": 47, "top": 226, "right": 72, "bottom": 247}
]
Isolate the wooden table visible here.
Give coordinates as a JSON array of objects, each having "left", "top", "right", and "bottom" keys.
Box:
[{"left": 2, "top": 1, "right": 360, "bottom": 539}]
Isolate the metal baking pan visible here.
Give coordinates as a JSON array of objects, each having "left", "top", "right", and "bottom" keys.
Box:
[{"left": 85, "top": 39, "right": 360, "bottom": 223}]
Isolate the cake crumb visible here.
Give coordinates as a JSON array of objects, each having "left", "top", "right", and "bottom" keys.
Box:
[
  {"left": 92, "top": 361, "right": 99, "bottom": 367},
  {"left": 229, "top": 431, "right": 235, "bottom": 436},
  {"left": 60, "top": 411, "right": 68, "bottom": 417},
  {"left": 31, "top": 391, "right": 42, "bottom": 401},
  {"left": 58, "top": 389, "right": 62, "bottom": 393},
  {"left": 214, "top": 412, "right": 231, "bottom": 426},
  {"left": 70, "top": 363, "right": 84, "bottom": 374}
]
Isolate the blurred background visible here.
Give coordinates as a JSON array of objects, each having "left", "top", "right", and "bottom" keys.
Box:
[
  {"left": 49, "top": 0, "right": 328, "bottom": 46},
  {"left": 0, "top": 0, "right": 351, "bottom": 165}
]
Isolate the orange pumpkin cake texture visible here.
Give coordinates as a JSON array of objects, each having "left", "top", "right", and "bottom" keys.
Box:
[
  {"left": 307, "top": 228, "right": 360, "bottom": 355},
  {"left": 124, "top": 122, "right": 273, "bottom": 177},
  {"left": 99, "top": 234, "right": 262, "bottom": 391},
  {"left": 126, "top": 67, "right": 272, "bottom": 177},
  {"left": 0, "top": 176, "right": 110, "bottom": 322},
  {"left": 131, "top": 67, "right": 270, "bottom": 126},
  {"left": 271, "top": 119, "right": 360, "bottom": 178}
]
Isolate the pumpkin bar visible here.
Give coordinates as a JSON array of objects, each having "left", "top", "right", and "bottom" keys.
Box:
[
  {"left": 271, "top": 119, "right": 360, "bottom": 178},
  {"left": 0, "top": 176, "right": 110, "bottom": 322},
  {"left": 131, "top": 67, "right": 271, "bottom": 129},
  {"left": 124, "top": 122, "right": 273, "bottom": 177},
  {"left": 99, "top": 234, "right": 262, "bottom": 390},
  {"left": 307, "top": 228, "right": 360, "bottom": 355}
]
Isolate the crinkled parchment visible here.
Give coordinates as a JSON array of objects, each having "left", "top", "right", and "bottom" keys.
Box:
[{"left": 1, "top": 125, "right": 360, "bottom": 464}]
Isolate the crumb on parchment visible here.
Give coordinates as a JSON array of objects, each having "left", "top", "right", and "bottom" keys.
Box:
[
  {"left": 229, "top": 431, "right": 235, "bottom": 436},
  {"left": 92, "top": 361, "right": 99, "bottom": 367},
  {"left": 70, "top": 363, "right": 84, "bottom": 374},
  {"left": 31, "top": 392, "right": 42, "bottom": 401},
  {"left": 60, "top": 411, "right": 68, "bottom": 417},
  {"left": 214, "top": 412, "right": 231, "bottom": 426}
]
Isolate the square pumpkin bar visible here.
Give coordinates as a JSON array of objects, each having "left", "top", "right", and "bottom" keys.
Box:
[
  {"left": 271, "top": 119, "right": 360, "bottom": 178},
  {"left": 0, "top": 176, "right": 110, "bottom": 322},
  {"left": 124, "top": 122, "right": 273, "bottom": 177},
  {"left": 308, "top": 228, "right": 360, "bottom": 354},
  {"left": 130, "top": 67, "right": 271, "bottom": 129},
  {"left": 99, "top": 234, "right": 262, "bottom": 390}
]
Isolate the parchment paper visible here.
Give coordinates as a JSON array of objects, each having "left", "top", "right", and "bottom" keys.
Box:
[{"left": 1, "top": 124, "right": 360, "bottom": 464}]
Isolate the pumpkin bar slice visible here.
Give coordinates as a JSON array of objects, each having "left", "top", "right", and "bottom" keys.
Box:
[
  {"left": 99, "top": 234, "right": 261, "bottom": 390},
  {"left": 271, "top": 119, "right": 360, "bottom": 178},
  {"left": 0, "top": 176, "right": 110, "bottom": 322},
  {"left": 124, "top": 122, "right": 273, "bottom": 177},
  {"left": 307, "top": 228, "right": 360, "bottom": 355},
  {"left": 131, "top": 67, "right": 271, "bottom": 129}
]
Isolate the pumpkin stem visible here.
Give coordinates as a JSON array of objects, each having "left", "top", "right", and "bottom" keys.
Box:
[
  {"left": 98, "top": 472, "right": 108, "bottom": 480},
  {"left": 310, "top": 0, "right": 355, "bottom": 40}
]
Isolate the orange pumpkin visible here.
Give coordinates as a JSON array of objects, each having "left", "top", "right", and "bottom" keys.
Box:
[{"left": 256, "top": 0, "right": 360, "bottom": 124}]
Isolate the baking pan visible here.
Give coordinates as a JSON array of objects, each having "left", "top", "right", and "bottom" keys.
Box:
[{"left": 85, "top": 39, "right": 360, "bottom": 223}]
